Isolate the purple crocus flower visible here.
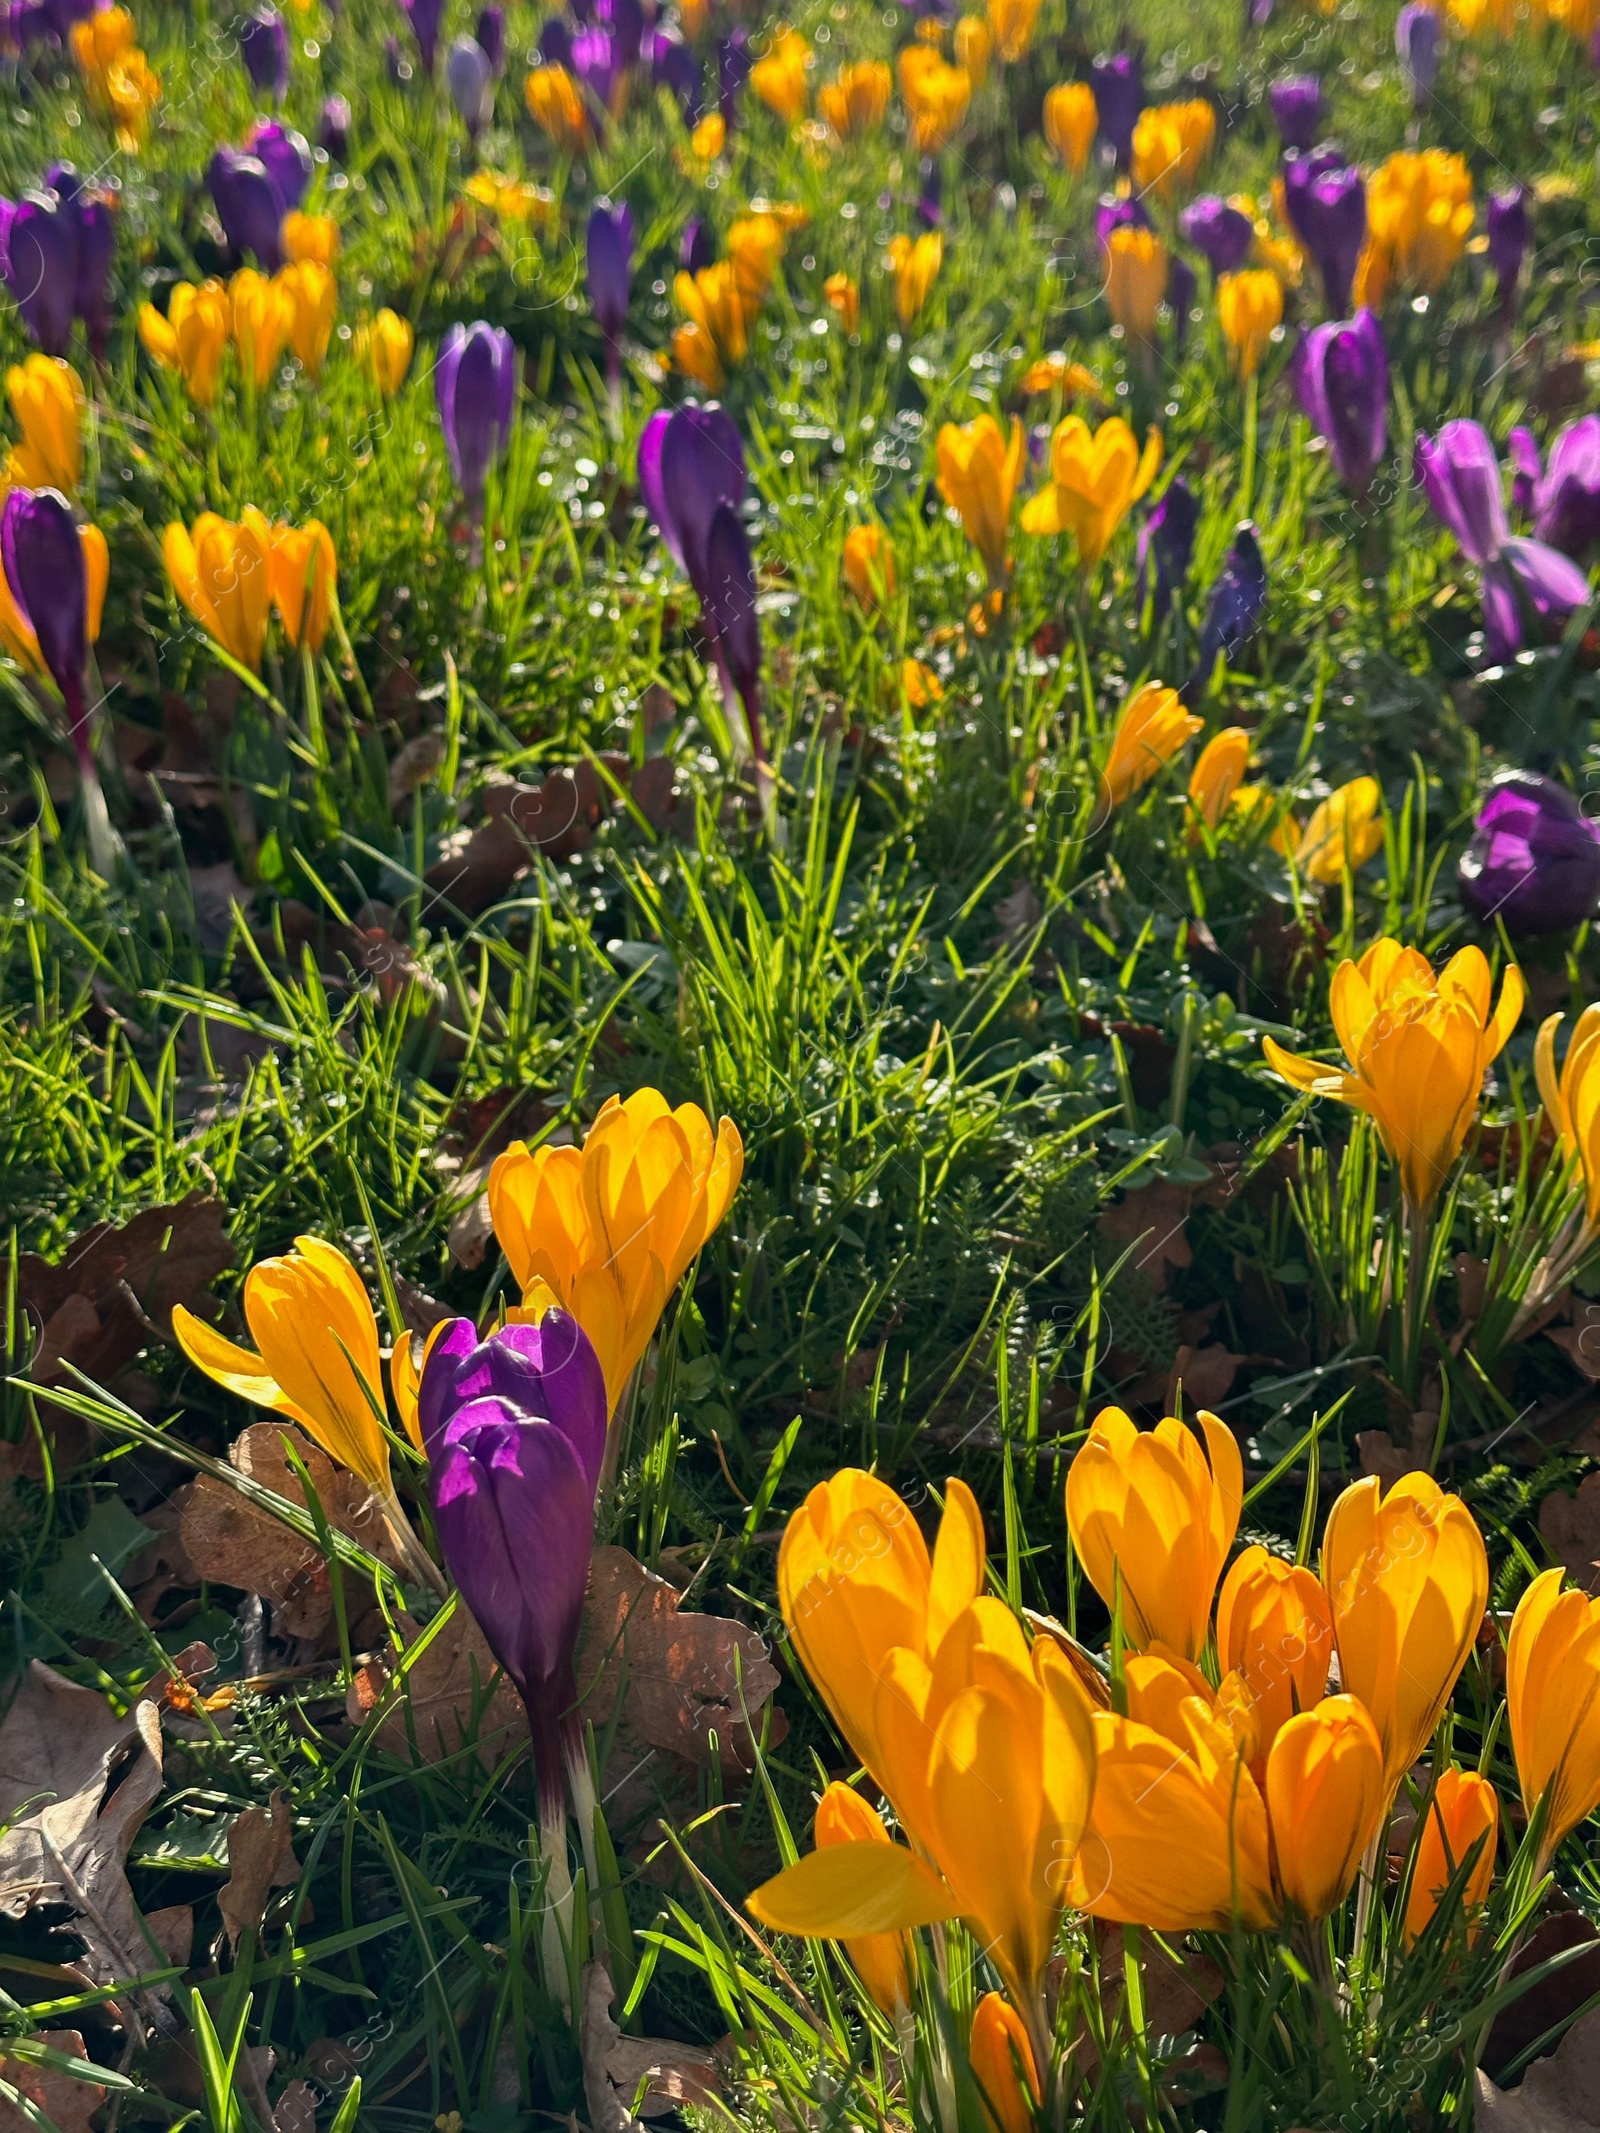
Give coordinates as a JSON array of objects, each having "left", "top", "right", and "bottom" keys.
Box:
[
  {"left": 1487, "top": 187, "right": 1529, "bottom": 319},
  {"left": 1190, "top": 523, "right": 1267, "bottom": 693},
  {"left": 1292, "top": 309, "right": 1387, "bottom": 498},
  {"left": 600, "top": 0, "right": 644, "bottom": 73},
  {"left": 1180, "top": 194, "right": 1254, "bottom": 276},
  {"left": 1090, "top": 51, "right": 1144, "bottom": 167},
  {"left": 1496, "top": 538, "right": 1594, "bottom": 657},
  {"left": 476, "top": 2, "right": 505, "bottom": 72},
  {"left": 420, "top": 1314, "right": 606, "bottom": 1822},
  {"left": 71, "top": 189, "right": 115, "bottom": 359},
  {"left": 718, "top": 28, "right": 751, "bottom": 125},
  {"left": 1458, "top": 772, "right": 1600, "bottom": 935},
  {"left": 651, "top": 29, "right": 702, "bottom": 120},
  {"left": 701, "top": 504, "right": 767, "bottom": 772},
  {"left": 246, "top": 120, "right": 313, "bottom": 209},
  {"left": 1137, "top": 477, "right": 1199, "bottom": 624},
  {"left": 1268, "top": 75, "right": 1322, "bottom": 152},
  {"left": 587, "top": 200, "right": 633, "bottom": 404},
  {"left": 1396, "top": 3, "right": 1439, "bottom": 109},
  {"left": 435, "top": 321, "right": 517, "bottom": 515},
  {"left": 239, "top": 7, "right": 291, "bottom": 101},
  {"left": 916, "top": 158, "right": 943, "bottom": 230},
  {"left": 539, "top": 16, "right": 574, "bottom": 71},
  {"left": 3, "top": 193, "right": 78, "bottom": 356},
  {"left": 207, "top": 149, "right": 288, "bottom": 271},
  {"left": 1094, "top": 191, "right": 1152, "bottom": 254},
  {"left": 1533, "top": 416, "right": 1600, "bottom": 558},
  {"left": 399, "top": 0, "right": 443, "bottom": 73},
  {"left": 571, "top": 27, "right": 617, "bottom": 113},
  {"left": 318, "top": 94, "right": 352, "bottom": 160},
  {"left": 1282, "top": 149, "right": 1366, "bottom": 317},
  {"left": 681, "top": 217, "right": 715, "bottom": 274},
  {"left": 447, "top": 35, "right": 495, "bottom": 137},
  {"left": 638, "top": 405, "right": 746, "bottom": 584}
]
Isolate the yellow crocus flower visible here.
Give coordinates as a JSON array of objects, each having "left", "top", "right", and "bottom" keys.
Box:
[
  {"left": 817, "top": 59, "right": 890, "bottom": 139},
  {"left": 139, "top": 281, "right": 232, "bottom": 408},
  {"left": 1217, "top": 267, "right": 1283, "bottom": 379},
  {"left": 1356, "top": 150, "right": 1474, "bottom": 308},
  {"left": 985, "top": 0, "right": 1039, "bottom": 62},
  {"left": 1187, "top": 726, "right": 1251, "bottom": 834},
  {"left": 1097, "top": 680, "right": 1203, "bottom": 811},
  {"left": 276, "top": 260, "right": 337, "bottom": 376},
  {"left": 1402, "top": 1767, "right": 1498, "bottom": 1945},
  {"left": 1043, "top": 81, "right": 1096, "bottom": 174},
  {"left": 72, "top": 6, "right": 160, "bottom": 149},
  {"left": 1216, "top": 1544, "right": 1334, "bottom": 1773},
  {"left": 672, "top": 261, "right": 758, "bottom": 393},
  {"left": 897, "top": 45, "right": 971, "bottom": 154},
  {"left": 356, "top": 308, "right": 414, "bottom": 396},
  {"left": 823, "top": 272, "right": 859, "bottom": 333},
  {"left": 229, "top": 268, "right": 295, "bottom": 391},
  {"left": 888, "top": 230, "right": 942, "bottom": 328},
  {"left": 935, "top": 413, "right": 1025, "bottom": 586},
  {"left": 1263, "top": 938, "right": 1524, "bottom": 1217},
  {"left": 842, "top": 524, "right": 896, "bottom": 611},
  {"left": 1506, "top": 1567, "right": 1600, "bottom": 1872},
  {"left": 524, "top": 63, "right": 590, "bottom": 153},
  {"left": 955, "top": 14, "right": 991, "bottom": 85},
  {"left": 1295, "top": 774, "right": 1384, "bottom": 882},
  {"left": 283, "top": 211, "right": 340, "bottom": 267},
  {"left": 1265, "top": 1696, "right": 1386, "bottom": 1919},
  {"left": 1535, "top": 1005, "right": 1600, "bottom": 1232},
  {"left": 1103, "top": 226, "right": 1168, "bottom": 337},
  {"left": 750, "top": 27, "right": 811, "bottom": 123},
  {"left": 969, "top": 1994, "right": 1040, "bottom": 2133},
  {"left": 1019, "top": 413, "right": 1161, "bottom": 567},
  {"left": 6, "top": 355, "right": 85, "bottom": 494},
  {"left": 163, "top": 508, "right": 273, "bottom": 672},
  {"left": 1130, "top": 99, "right": 1215, "bottom": 201},
  {"left": 812, "top": 1784, "right": 910, "bottom": 2015},
  {"left": 269, "top": 520, "right": 337, "bottom": 653}
]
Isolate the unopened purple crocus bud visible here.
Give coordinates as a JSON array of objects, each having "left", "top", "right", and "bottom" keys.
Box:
[
  {"left": 72, "top": 189, "right": 115, "bottom": 359},
  {"left": 436, "top": 322, "right": 516, "bottom": 514},
  {"left": 680, "top": 216, "right": 715, "bottom": 274},
  {"left": 1491, "top": 536, "right": 1594, "bottom": 659},
  {"left": 1180, "top": 194, "right": 1254, "bottom": 276},
  {"left": 318, "top": 94, "right": 352, "bottom": 160},
  {"left": 247, "top": 120, "right": 313, "bottom": 209},
  {"left": 1268, "top": 74, "right": 1322, "bottom": 152},
  {"left": 1509, "top": 426, "right": 1541, "bottom": 518},
  {"left": 917, "top": 157, "right": 943, "bottom": 230},
  {"left": 208, "top": 149, "right": 287, "bottom": 271},
  {"left": 239, "top": 7, "right": 290, "bottom": 101},
  {"left": 475, "top": 2, "right": 504, "bottom": 72},
  {"left": 572, "top": 27, "right": 617, "bottom": 112},
  {"left": 1533, "top": 415, "right": 1600, "bottom": 558},
  {"left": 639, "top": 405, "right": 746, "bottom": 584},
  {"left": 718, "top": 27, "right": 750, "bottom": 125},
  {"left": 1293, "top": 309, "right": 1388, "bottom": 498},
  {"left": 652, "top": 29, "right": 702, "bottom": 119},
  {"left": 701, "top": 502, "right": 766, "bottom": 768},
  {"left": 1282, "top": 149, "right": 1366, "bottom": 317},
  {"left": 587, "top": 200, "right": 633, "bottom": 365},
  {"left": 1138, "top": 477, "right": 1199, "bottom": 624},
  {"left": 1415, "top": 421, "right": 1507, "bottom": 567},
  {"left": 421, "top": 1314, "right": 607, "bottom": 1819},
  {"left": 1396, "top": 3, "right": 1439, "bottom": 109},
  {"left": 399, "top": 0, "right": 442, "bottom": 73},
  {"left": 3, "top": 193, "right": 78, "bottom": 356},
  {"left": 2, "top": 486, "right": 88, "bottom": 746},
  {"left": 448, "top": 36, "right": 495, "bottom": 136},
  {"left": 1090, "top": 51, "right": 1144, "bottom": 167},
  {"left": 539, "top": 16, "right": 573, "bottom": 70},
  {"left": 1487, "top": 186, "right": 1528, "bottom": 316},
  {"left": 602, "top": 0, "right": 644, "bottom": 73},
  {"left": 1459, "top": 771, "right": 1600, "bottom": 935},
  {"left": 1190, "top": 523, "right": 1267, "bottom": 693}
]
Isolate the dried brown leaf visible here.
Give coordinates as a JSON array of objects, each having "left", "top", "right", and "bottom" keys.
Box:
[
  {"left": 580, "top": 1960, "right": 720, "bottom": 2131},
  {"left": 1482, "top": 1908, "right": 1600, "bottom": 2082},
  {"left": 1476, "top": 2002, "right": 1600, "bottom": 2130},
  {"left": 1539, "top": 1473, "right": 1600, "bottom": 1596},
  {"left": 1166, "top": 1343, "right": 1242, "bottom": 1413},
  {"left": 349, "top": 1609, "right": 524, "bottom": 1767},
  {"left": 1549, "top": 1303, "right": 1600, "bottom": 1381},
  {"left": 1097, "top": 1182, "right": 1193, "bottom": 1292},
  {"left": 0, "top": 2033, "right": 105, "bottom": 2133},
  {"left": 218, "top": 1791, "right": 300, "bottom": 1950}
]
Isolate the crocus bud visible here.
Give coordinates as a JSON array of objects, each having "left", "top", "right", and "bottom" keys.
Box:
[
  {"left": 1216, "top": 1545, "right": 1334, "bottom": 1772},
  {"left": 318, "top": 94, "right": 352, "bottom": 160},
  {"left": 399, "top": 0, "right": 442, "bottom": 72},
  {"left": 247, "top": 120, "right": 313, "bottom": 209},
  {"left": 1089, "top": 50, "right": 1143, "bottom": 167},
  {"left": 1192, "top": 523, "right": 1267, "bottom": 691},
  {"left": 1395, "top": 3, "right": 1439, "bottom": 109},
  {"left": 1094, "top": 190, "right": 1151, "bottom": 254},
  {"left": 1402, "top": 1768, "right": 1498, "bottom": 1947},
  {"left": 447, "top": 35, "right": 495, "bottom": 136},
  {"left": 538, "top": 15, "right": 574, "bottom": 70},
  {"left": 435, "top": 320, "right": 516, "bottom": 514},
  {"left": 1268, "top": 73, "right": 1322, "bottom": 151},
  {"left": 916, "top": 157, "right": 943, "bottom": 230},
  {"left": 1487, "top": 185, "right": 1528, "bottom": 316},
  {"left": 968, "top": 1994, "right": 1040, "bottom": 2133},
  {"left": 207, "top": 149, "right": 287, "bottom": 272},
  {"left": 1458, "top": 771, "right": 1600, "bottom": 936},
  {"left": 638, "top": 404, "right": 747, "bottom": 584},
  {"left": 701, "top": 501, "right": 765, "bottom": 763},
  {"left": 1533, "top": 414, "right": 1600, "bottom": 558},
  {"left": 4, "top": 193, "right": 79, "bottom": 356},
  {"left": 571, "top": 28, "right": 617, "bottom": 114},
  {"left": 1415, "top": 419, "right": 1506, "bottom": 566},
  {"left": 652, "top": 29, "right": 702, "bottom": 119},
  {"left": 1506, "top": 1567, "right": 1600, "bottom": 1874},
  {"left": 604, "top": 0, "right": 644, "bottom": 73},
  {"left": 476, "top": 2, "right": 504, "bottom": 72},
  {"left": 680, "top": 216, "right": 715, "bottom": 274},
  {"left": 72, "top": 189, "right": 116, "bottom": 357},
  {"left": 1180, "top": 193, "right": 1254, "bottom": 276},
  {"left": 1137, "top": 476, "right": 1198, "bottom": 623},
  {"left": 586, "top": 200, "right": 633, "bottom": 346},
  {"left": 1265, "top": 1696, "right": 1385, "bottom": 1920},
  {"left": 421, "top": 1314, "right": 607, "bottom": 1815},
  {"left": 1281, "top": 148, "right": 1366, "bottom": 316},
  {"left": 1292, "top": 308, "right": 1388, "bottom": 498},
  {"left": 239, "top": 6, "right": 290, "bottom": 101},
  {"left": 1, "top": 485, "right": 87, "bottom": 738}
]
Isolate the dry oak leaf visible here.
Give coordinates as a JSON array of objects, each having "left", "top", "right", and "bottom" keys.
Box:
[
  {"left": 1539, "top": 1473, "right": 1600, "bottom": 1596},
  {"left": 1167, "top": 1343, "right": 1243, "bottom": 1415},
  {"left": 580, "top": 1960, "right": 720, "bottom": 2132},
  {"left": 0, "top": 1664, "right": 165, "bottom": 1987},
  {"left": 273, "top": 2079, "right": 319, "bottom": 2133},
  {"left": 347, "top": 1606, "right": 524, "bottom": 1767},
  {"left": 1476, "top": 2002, "right": 1600, "bottom": 2130},
  {"left": 218, "top": 1791, "right": 301, "bottom": 1949},
  {"left": 1096, "top": 1181, "right": 1193, "bottom": 1292},
  {"left": 0, "top": 2033, "right": 105, "bottom": 2133},
  {"left": 574, "top": 1547, "right": 782, "bottom": 1776},
  {"left": 1548, "top": 1302, "right": 1600, "bottom": 1382}
]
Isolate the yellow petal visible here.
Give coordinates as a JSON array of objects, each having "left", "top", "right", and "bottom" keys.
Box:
[{"left": 746, "top": 1841, "right": 957, "bottom": 1936}]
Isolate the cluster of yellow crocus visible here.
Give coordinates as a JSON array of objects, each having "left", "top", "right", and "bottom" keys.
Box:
[
  {"left": 1104, "top": 226, "right": 1169, "bottom": 338},
  {"left": 985, "top": 0, "right": 1041, "bottom": 62},
  {"left": 0, "top": 522, "right": 108, "bottom": 677},
  {"left": 1098, "top": 681, "right": 1202, "bottom": 811},
  {"left": 897, "top": 44, "right": 972, "bottom": 154},
  {"left": 140, "top": 258, "right": 338, "bottom": 402},
  {"left": 841, "top": 523, "right": 896, "bottom": 611},
  {"left": 750, "top": 27, "right": 811, "bottom": 123},
  {"left": 954, "top": 15, "right": 991, "bottom": 86},
  {"left": 163, "top": 507, "right": 337, "bottom": 672},
  {"left": 1264, "top": 937, "right": 1524, "bottom": 1216},
  {"left": 817, "top": 58, "right": 889, "bottom": 139},
  {"left": 1043, "top": 80, "right": 1096, "bottom": 174},
  {"left": 1020, "top": 414, "right": 1161, "bottom": 568},
  {"left": 488, "top": 1090, "right": 744, "bottom": 1417},
  {"left": 1130, "top": 99, "right": 1216, "bottom": 202},
  {"left": 888, "top": 231, "right": 943, "bottom": 327},
  {"left": 935, "top": 413, "right": 1025, "bottom": 588},
  {"left": 524, "top": 64, "right": 591, "bottom": 154},
  {"left": 1355, "top": 150, "right": 1474, "bottom": 308},
  {"left": 673, "top": 214, "right": 786, "bottom": 392},
  {"left": 72, "top": 5, "right": 160, "bottom": 151},
  {"left": 1294, "top": 774, "right": 1384, "bottom": 882},
  {"left": 5, "top": 356, "right": 85, "bottom": 495},
  {"left": 1187, "top": 728, "right": 1292, "bottom": 852},
  {"left": 1218, "top": 268, "right": 1283, "bottom": 379}
]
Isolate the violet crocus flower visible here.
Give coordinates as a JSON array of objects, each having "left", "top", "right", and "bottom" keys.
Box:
[
  {"left": 1137, "top": 477, "right": 1199, "bottom": 624},
  {"left": 208, "top": 149, "right": 288, "bottom": 271},
  {"left": 1396, "top": 3, "right": 1439, "bottom": 109},
  {"left": 419, "top": 1314, "right": 606, "bottom": 1823},
  {"left": 1090, "top": 51, "right": 1144, "bottom": 167},
  {"left": 399, "top": 0, "right": 442, "bottom": 73},
  {"left": 572, "top": 27, "right": 617, "bottom": 112},
  {"left": 1190, "top": 523, "right": 1267, "bottom": 694},
  {"left": 917, "top": 158, "right": 943, "bottom": 230},
  {"left": 448, "top": 35, "right": 495, "bottom": 137},
  {"left": 239, "top": 7, "right": 290, "bottom": 101},
  {"left": 476, "top": 2, "right": 504, "bottom": 72},
  {"left": 1268, "top": 74, "right": 1322, "bottom": 152},
  {"left": 587, "top": 200, "right": 633, "bottom": 405},
  {"left": 681, "top": 217, "right": 715, "bottom": 274},
  {"left": 1094, "top": 191, "right": 1151, "bottom": 254},
  {"left": 701, "top": 503, "right": 768, "bottom": 776},
  {"left": 600, "top": 0, "right": 643, "bottom": 73},
  {"left": 718, "top": 28, "right": 750, "bottom": 125},
  {"left": 539, "top": 16, "right": 573, "bottom": 70},
  {"left": 638, "top": 405, "right": 746, "bottom": 586},
  {"left": 436, "top": 321, "right": 517, "bottom": 515},
  {"left": 1487, "top": 186, "right": 1529, "bottom": 318},
  {"left": 1292, "top": 309, "right": 1388, "bottom": 498},
  {"left": 3, "top": 193, "right": 78, "bottom": 356},
  {"left": 1533, "top": 416, "right": 1600, "bottom": 558},
  {"left": 651, "top": 30, "right": 702, "bottom": 120},
  {"left": 248, "top": 119, "right": 313, "bottom": 208},
  {"left": 1282, "top": 148, "right": 1366, "bottom": 316},
  {"left": 1458, "top": 772, "right": 1600, "bottom": 935},
  {"left": 1416, "top": 421, "right": 1595, "bottom": 661},
  {"left": 318, "top": 94, "right": 352, "bottom": 161},
  {"left": 1180, "top": 194, "right": 1254, "bottom": 277}
]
